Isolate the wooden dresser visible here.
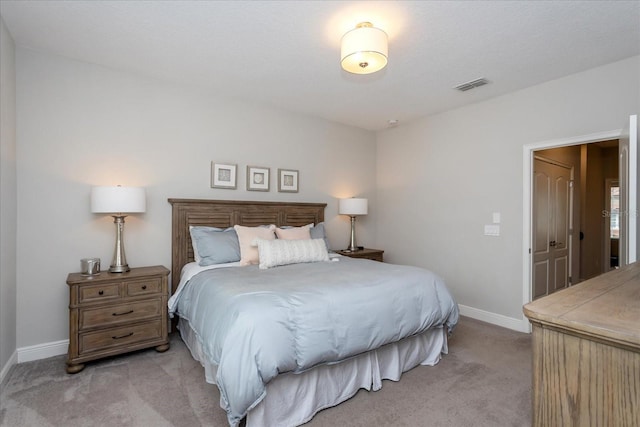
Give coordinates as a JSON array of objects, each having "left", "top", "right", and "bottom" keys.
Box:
[
  {"left": 523, "top": 263, "right": 640, "bottom": 427},
  {"left": 66, "top": 265, "right": 170, "bottom": 373}
]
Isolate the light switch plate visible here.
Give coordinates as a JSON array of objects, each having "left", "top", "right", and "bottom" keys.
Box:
[
  {"left": 484, "top": 224, "right": 500, "bottom": 236},
  {"left": 492, "top": 212, "right": 501, "bottom": 224}
]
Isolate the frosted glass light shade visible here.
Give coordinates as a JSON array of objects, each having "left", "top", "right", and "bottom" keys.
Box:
[
  {"left": 339, "top": 198, "right": 368, "bottom": 216},
  {"left": 91, "top": 186, "right": 146, "bottom": 214},
  {"left": 341, "top": 22, "right": 388, "bottom": 75}
]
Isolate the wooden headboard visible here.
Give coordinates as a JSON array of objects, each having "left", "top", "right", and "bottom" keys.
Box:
[{"left": 168, "top": 198, "right": 326, "bottom": 294}]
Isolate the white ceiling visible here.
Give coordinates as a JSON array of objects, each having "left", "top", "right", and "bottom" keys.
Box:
[{"left": 1, "top": 1, "right": 639, "bottom": 131}]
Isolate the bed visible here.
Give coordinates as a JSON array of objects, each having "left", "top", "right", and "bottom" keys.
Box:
[{"left": 167, "top": 198, "right": 459, "bottom": 427}]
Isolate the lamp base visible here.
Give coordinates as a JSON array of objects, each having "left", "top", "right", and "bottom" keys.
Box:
[
  {"left": 110, "top": 215, "right": 131, "bottom": 274},
  {"left": 109, "top": 264, "right": 130, "bottom": 273},
  {"left": 347, "top": 216, "right": 360, "bottom": 252}
]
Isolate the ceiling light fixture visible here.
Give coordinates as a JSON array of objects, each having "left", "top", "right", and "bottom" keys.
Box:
[{"left": 341, "top": 22, "right": 388, "bottom": 75}]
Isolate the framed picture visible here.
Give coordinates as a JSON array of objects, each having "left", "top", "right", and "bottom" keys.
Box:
[
  {"left": 278, "top": 168, "right": 299, "bottom": 193},
  {"left": 247, "top": 166, "right": 270, "bottom": 191},
  {"left": 211, "top": 162, "right": 237, "bottom": 189}
]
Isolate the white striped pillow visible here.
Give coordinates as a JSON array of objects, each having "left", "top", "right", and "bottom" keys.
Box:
[{"left": 256, "top": 238, "right": 329, "bottom": 269}]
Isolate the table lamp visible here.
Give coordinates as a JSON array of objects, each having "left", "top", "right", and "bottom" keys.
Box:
[
  {"left": 91, "top": 185, "right": 146, "bottom": 273},
  {"left": 339, "top": 197, "right": 368, "bottom": 252}
]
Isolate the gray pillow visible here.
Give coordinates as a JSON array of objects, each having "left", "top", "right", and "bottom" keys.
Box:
[
  {"left": 190, "top": 226, "right": 241, "bottom": 266},
  {"left": 310, "top": 222, "right": 331, "bottom": 251}
]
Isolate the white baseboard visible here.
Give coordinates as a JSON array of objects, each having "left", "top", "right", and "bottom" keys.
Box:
[
  {"left": 17, "top": 339, "right": 68, "bottom": 363},
  {"left": 458, "top": 304, "right": 531, "bottom": 333},
  {"left": 5, "top": 307, "right": 528, "bottom": 369},
  {"left": 0, "top": 349, "right": 18, "bottom": 384}
]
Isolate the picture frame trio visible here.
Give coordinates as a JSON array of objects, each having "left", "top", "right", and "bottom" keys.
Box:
[{"left": 211, "top": 162, "right": 299, "bottom": 193}]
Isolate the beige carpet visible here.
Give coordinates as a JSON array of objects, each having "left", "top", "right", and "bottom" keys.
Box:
[{"left": 0, "top": 317, "right": 532, "bottom": 426}]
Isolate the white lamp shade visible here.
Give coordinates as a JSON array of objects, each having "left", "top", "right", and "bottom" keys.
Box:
[
  {"left": 339, "top": 198, "right": 368, "bottom": 216},
  {"left": 341, "top": 22, "right": 388, "bottom": 75},
  {"left": 91, "top": 186, "right": 146, "bottom": 214}
]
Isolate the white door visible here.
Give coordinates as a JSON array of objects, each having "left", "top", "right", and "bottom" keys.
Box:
[
  {"left": 532, "top": 156, "right": 573, "bottom": 299},
  {"left": 619, "top": 114, "right": 638, "bottom": 266}
]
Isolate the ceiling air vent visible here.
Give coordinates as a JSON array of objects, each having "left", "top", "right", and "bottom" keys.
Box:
[{"left": 454, "top": 78, "right": 490, "bottom": 92}]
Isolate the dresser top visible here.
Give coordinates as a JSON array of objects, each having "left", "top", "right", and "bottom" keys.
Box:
[
  {"left": 524, "top": 262, "right": 640, "bottom": 350},
  {"left": 67, "top": 265, "right": 169, "bottom": 285}
]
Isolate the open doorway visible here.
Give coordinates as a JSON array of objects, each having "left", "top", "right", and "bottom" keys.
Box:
[
  {"left": 533, "top": 140, "right": 619, "bottom": 299},
  {"left": 521, "top": 116, "right": 637, "bottom": 332}
]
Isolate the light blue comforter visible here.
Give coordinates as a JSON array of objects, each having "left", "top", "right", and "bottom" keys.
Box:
[{"left": 172, "top": 257, "right": 459, "bottom": 426}]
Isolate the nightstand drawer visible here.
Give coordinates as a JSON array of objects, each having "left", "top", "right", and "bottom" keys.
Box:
[
  {"left": 357, "top": 253, "right": 383, "bottom": 262},
  {"left": 79, "top": 283, "right": 120, "bottom": 303},
  {"left": 126, "top": 278, "right": 161, "bottom": 296},
  {"left": 80, "top": 321, "right": 163, "bottom": 354},
  {"left": 80, "top": 299, "right": 162, "bottom": 329}
]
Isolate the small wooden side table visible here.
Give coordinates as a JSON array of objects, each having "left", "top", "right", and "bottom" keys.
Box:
[
  {"left": 66, "top": 265, "right": 170, "bottom": 373},
  {"left": 335, "top": 248, "right": 384, "bottom": 262}
]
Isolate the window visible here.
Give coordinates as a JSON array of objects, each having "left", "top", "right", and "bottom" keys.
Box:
[{"left": 610, "top": 185, "right": 619, "bottom": 239}]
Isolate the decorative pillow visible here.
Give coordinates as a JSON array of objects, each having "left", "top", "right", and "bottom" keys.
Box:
[
  {"left": 279, "top": 222, "right": 330, "bottom": 250},
  {"left": 234, "top": 224, "right": 276, "bottom": 266},
  {"left": 256, "top": 238, "right": 329, "bottom": 269},
  {"left": 275, "top": 225, "right": 311, "bottom": 240},
  {"left": 189, "top": 226, "right": 240, "bottom": 266}
]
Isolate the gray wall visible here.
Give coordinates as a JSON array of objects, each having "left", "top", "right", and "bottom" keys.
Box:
[
  {"left": 6, "top": 41, "right": 640, "bottom": 361},
  {"left": 15, "top": 48, "right": 377, "bottom": 349},
  {"left": 376, "top": 56, "right": 640, "bottom": 327},
  {"left": 0, "top": 16, "right": 17, "bottom": 380}
]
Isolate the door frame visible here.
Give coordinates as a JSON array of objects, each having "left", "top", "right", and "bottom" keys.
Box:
[{"left": 522, "top": 128, "right": 623, "bottom": 333}]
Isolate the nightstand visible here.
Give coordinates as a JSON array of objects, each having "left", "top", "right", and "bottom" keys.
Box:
[
  {"left": 66, "top": 265, "right": 170, "bottom": 374},
  {"left": 335, "top": 248, "right": 384, "bottom": 262}
]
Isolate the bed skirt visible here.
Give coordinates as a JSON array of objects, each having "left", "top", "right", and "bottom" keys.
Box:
[{"left": 178, "top": 318, "right": 448, "bottom": 427}]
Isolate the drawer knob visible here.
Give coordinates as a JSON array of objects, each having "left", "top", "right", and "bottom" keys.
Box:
[
  {"left": 112, "top": 332, "right": 134, "bottom": 340},
  {"left": 98, "top": 290, "right": 104, "bottom": 295},
  {"left": 112, "top": 310, "right": 134, "bottom": 317},
  {"left": 142, "top": 285, "right": 147, "bottom": 290}
]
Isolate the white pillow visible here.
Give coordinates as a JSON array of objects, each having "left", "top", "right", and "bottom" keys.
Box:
[
  {"left": 234, "top": 224, "right": 276, "bottom": 266},
  {"left": 256, "top": 238, "right": 329, "bottom": 269}
]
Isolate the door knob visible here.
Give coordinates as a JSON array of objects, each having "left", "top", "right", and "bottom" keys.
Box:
[{"left": 549, "top": 241, "right": 556, "bottom": 247}]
